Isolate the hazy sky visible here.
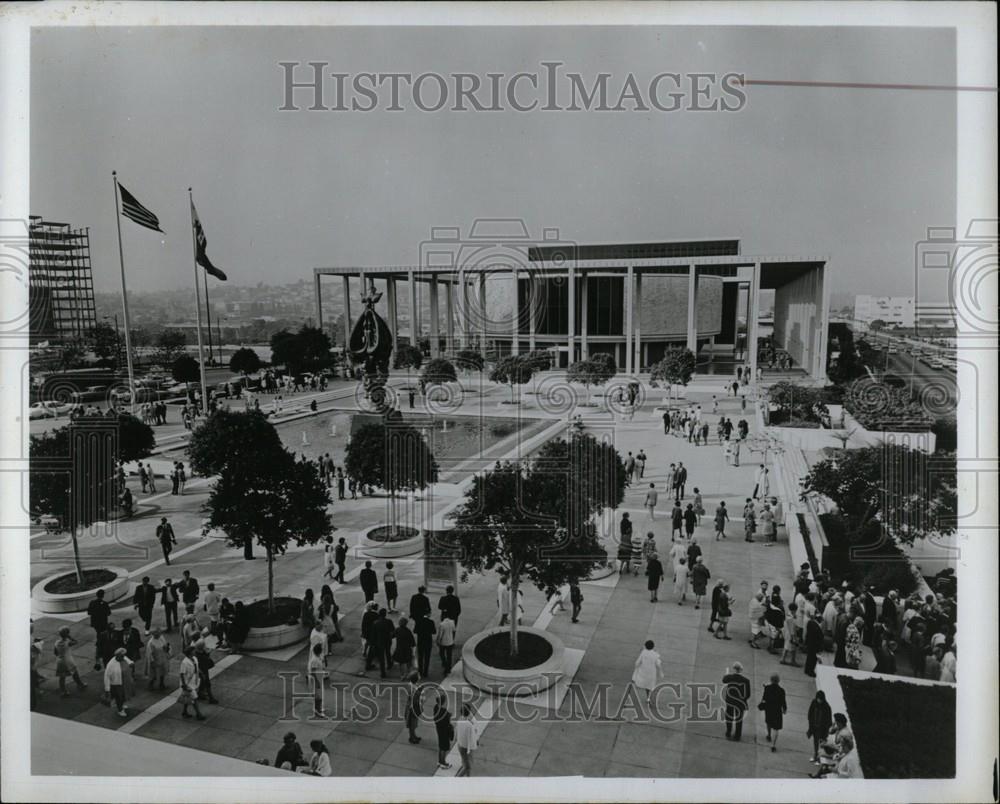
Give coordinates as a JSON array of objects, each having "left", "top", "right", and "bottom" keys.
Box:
[{"left": 31, "top": 25, "right": 955, "bottom": 299}]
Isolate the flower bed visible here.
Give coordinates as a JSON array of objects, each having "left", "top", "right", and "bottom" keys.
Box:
[{"left": 839, "top": 675, "right": 955, "bottom": 778}]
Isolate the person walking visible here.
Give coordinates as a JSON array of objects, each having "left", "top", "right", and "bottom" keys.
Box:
[
  {"left": 759, "top": 673, "right": 788, "bottom": 751},
  {"left": 708, "top": 579, "right": 726, "bottom": 633},
  {"left": 194, "top": 639, "right": 218, "bottom": 704},
  {"left": 569, "top": 580, "right": 583, "bottom": 623},
  {"left": 409, "top": 586, "right": 432, "bottom": 622},
  {"left": 433, "top": 690, "right": 455, "bottom": 770},
  {"left": 358, "top": 601, "right": 378, "bottom": 673},
  {"left": 145, "top": 627, "right": 171, "bottom": 691},
  {"left": 87, "top": 589, "right": 112, "bottom": 669},
  {"left": 715, "top": 585, "right": 733, "bottom": 639},
  {"left": 743, "top": 499, "right": 756, "bottom": 543},
  {"left": 672, "top": 556, "right": 689, "bottom": 605},
  {"left": 714, "top": 501, "right": 729, "bottom": 541},
  {"left": 145, "top": 462, "right": 157, "bottom": 492},
  {"left": 103, "top": 648, "right": 131, "bottom": 718},
  {"left": 683, "top": 504, "right": 697, "bottom": 540},
  {"left": 690, "top": 557, "right": 710, "bottom": 609},
  {"left": 404, "top": 672, "right": 422, "bottom": 743},
  {"left": 640, "top": 531, "right": 657, "bottom": 575},
  {"left": 202, "top": 582, "right": 221, "bottom": 636},
  {"left": 780, "top": 603, "right": 801, "bottom": 666},
  {"left": 670, "top": 502, "right": 684, "bottom": 541},
  {"left": 759, "top": 504, "right": 776, "bottom": 544},
  {"left": 675, "top": 462, "right": 688, "bottom": 501},
  {"left": 438, "top": 585, "right": 462, "bottom": 629},
  {"left": 415, "top": 613, "right": 436, "bottom": 679},
  {"left": 643, "top": 483, "right": 659, "bottom": 520},
  {"left": 635, "top": 449, "right": 647, "bottom": 479},
  {"left": 383, "top": 562, "right": 399, "bottom": 612},
  {"left": 692, "top": 488, "right": 704, "bottom": 524},
  {"left": 160, "top": 578, "right": 180, "bottom": 632},
  {"left": 370, "top": 608, "right": 395, "bottom": 678},
  {"left": 748, "top": 593, "right": 767, "bottom": 649},
  {"left": 334, "top": 537, "right": 348, "bottom": 583},
  {"left": 53, "top": 626, "right": 87, "bottom": 697},
  {"left": 722, "top": 661, "right": 751, "bottom": 741},
  {"left": 393, "top": 618, "right": 416, "bottom": 680},
  {"left": 804, "top": 611, "right": 825, "bottom": 677},
  {"left": 132, "top": 576, "right": 157, "bottom": 634},
  {"left": 157, "top": 517, "right": 177, "bottom": 565},
  {"left": 645, "top": 552, "right": 664, "bottom": 603},
  {"left": 178, "top": 570, "right": 200, "bottom": 609},
  {"left": 806, "top": 690, "right": 833, "bottom": 763},
  {"left": 631, "top": 640, "right": 663, "bottom": 703},
  {"left": 455, "top": 704, "right": 479, "bottom": 777},
  {"left": 359, "top": 560, "right": 378, "bottom": 604},
  {"left": 322, "top": 536, "right": 336, "bottom": 580},
  {"left": 497, "top": 575, "right": 511, "bottom": 625},
  {"left": 753, "top": 464, "right": 770, "bottom": 500},
  {"left": 178, "top": 646, "right": 206, "bottom": 720},
  {"left": 307, "top": 643, "right": 327, "bottom": 717},
  {"left": 437, "top": 614, "right": 456, "bottom": 675},
  {"left": 170, "top": 463, "right": 180, "bottom": 495},
  {"left": 617, "top": 519, "right": 633, "bottom": 576}
]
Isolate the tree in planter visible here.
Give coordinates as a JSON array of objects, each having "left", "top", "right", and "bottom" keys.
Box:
[
  {"left": 156, "top": 329, "right": 188, "bottom": 365},
  {"left": 172, "top": 354, "right": 201, "bottom": 399},
  {"left": 452, "top": 433, "right": 627, "bottom": 656},
  {"left": 420, "top": 357, "right": 458, "bottom": 394},
  {"left": 344, "top": 421, "right": 438, "bottom": 535},
  {"left": 869, "top": 319, "right": 887, "bottom": 333},
  {"left": 204, "top": 449, "right": 332, "bottom": 614},
  {"left": 649, "top": 348, "right": 696, "bottom": 400},
  {"left": 229, "top": 346, "right": 262, "bottom": 378},
  {"left": 393, "top": 343, "right": 425, "bottom": 388},
  {"left": 454, "top": 349, "right": 485, "bottom": 374},
  {"left": 566, "top": 358, "right": 616, "bottom": 404},
  {"left": 30, "top": 414, "right": 155, "bottom": 585},
  {"left": 89, "top": 322, "right": 120, "bottom": 368},
  {"left": 489, "top": 355, "right": 534, "bottom": 405},
  {"left": 270, "top": 325, "right": 335, "bottom": 377},
  {"left": 802, "top": 444, "right": 956, "bottom": 551}
]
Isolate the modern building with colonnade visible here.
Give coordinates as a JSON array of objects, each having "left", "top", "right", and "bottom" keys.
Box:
[{"left": 314, "top": 234, "right": 830, "bottom": 381}]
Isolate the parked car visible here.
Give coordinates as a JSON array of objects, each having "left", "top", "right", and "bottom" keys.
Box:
[{"left": 29, "top": 400, "right": 72, "bottom": 419}]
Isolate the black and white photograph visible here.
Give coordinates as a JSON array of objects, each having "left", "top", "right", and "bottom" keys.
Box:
[{"left": 0, "top": 3, "right": 996, "bottom": 803}]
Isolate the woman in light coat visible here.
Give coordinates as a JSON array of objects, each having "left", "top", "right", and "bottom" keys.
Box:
[
  {"left": 672, "top": 556, "right": 689, "bottom": 605},
  {"left": 145, "top": 626, "right": 171, "bottom": 691},
  {"left": 631, "top": 640, "right": 663, "bottom": 703}
]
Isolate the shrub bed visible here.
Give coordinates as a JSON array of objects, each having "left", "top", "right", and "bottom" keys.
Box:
[
  {"left": 840, "top": 675, "right": 955, "bottom": 778},
  {"left": 473, "top": 631, "right": 554, "bottom": 671},
  {"left": 44, "top": 568, "right": 118, "bottom": 595},
  {"left": 245, "top": 596, "right": 301, "bottom": 629}
]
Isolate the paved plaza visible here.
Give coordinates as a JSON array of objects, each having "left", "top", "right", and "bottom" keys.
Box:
[{"left": 30, "top": 374, "right": 857, "bottom": 778}]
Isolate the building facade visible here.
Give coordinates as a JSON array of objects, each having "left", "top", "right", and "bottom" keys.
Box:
[
  {"left": 315, "top": 238, "right": 830, "bottom": 380},
  {"left": 854, "top": 294, "right": 915, "bottom": 328},
  {"left": 28, "top": 216, "right": 98, "bottom": 345}
]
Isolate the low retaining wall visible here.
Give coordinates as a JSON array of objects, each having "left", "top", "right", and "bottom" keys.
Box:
[
  {"left": 32, "top": 566, "right": 131, "bottom": 614},
  {"left": 461, "top": 627, "right": 566, "bottom": 697},
  {"left": 242, "top": 622, "right": 310, "bottom": 652}
]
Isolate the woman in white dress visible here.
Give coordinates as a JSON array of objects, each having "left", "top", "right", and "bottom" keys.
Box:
[
  {"left": 631, "top": 640, "right": 663, "bottom": 703},
  {"left": 673, "top": 556, "right": 689, "bottom": 605}
]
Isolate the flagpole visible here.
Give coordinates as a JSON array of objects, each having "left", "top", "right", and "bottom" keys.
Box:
[
  {"left": 188, "top": 188, "right": 210, "bottom": 415},
  {"left": 112, "top": 171, "right": 137, "bottom": 413},
  {"left": 203, "top": 268, "right": 215, "bottom": 366}
]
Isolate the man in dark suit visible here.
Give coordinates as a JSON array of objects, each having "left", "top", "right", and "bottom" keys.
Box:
[
  {"left": 132, "top": 576, "right": 158, "bottom": 634},
  {"left": 156, "top": 517, "right": 177, "bottom": 565},
  {"left": 87, "top": 589, "right": 112, "bottom": 669},
  {"left": 371, "top": 608, "right": 395, "bottom": 678},
  {"left": 160, "top": 577, "right": 180, "bottom": 632},
  {"left": 860, "top": 586, "right": 878, "bottom": 646},
  {"left": 409, "top": 586, "right": 431, "bottom": 622},
  {"left": 675, "top": 462, "right": 688, "bottom": 501},
  {"left": 360, "top": 561, "right": 379, "bottom": 603},
  {"left": 804, "top": 612, "right": 825, "bottom": 677},
  {"left": 708, "top": 580, "right": 726, "bottom": 633},
  {"left": 334, "top": 537, "right": 348, "bottom": 584},
  {"left": 722, "top": 661, "right": 751, "bottom": 740},
  {"left": 178, "top": 570, "right": 200, "bottom": 608},
  {"left": 438, "top": 585, "right": 461, "bottom": 627}
]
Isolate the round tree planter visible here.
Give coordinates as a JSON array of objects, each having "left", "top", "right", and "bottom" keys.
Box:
[
  {"left": 359, "top": 524, "right": 425, "bottom": 558},
  {"left": 587, "top": 562, "right": 615, "bottom": 581},
  {"left": 461, "top": 626, "right": 566, "bottom": 697},
  {"left": 32, "top": 566, "right": 131, "bottom": 614},
  {"left": 241, "top": 622, "right": 310, "bottom": 652}
]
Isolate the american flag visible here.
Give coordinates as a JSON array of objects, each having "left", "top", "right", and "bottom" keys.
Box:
[
  {"left": 118, "top": 183, "right": 163, "bottom": 233},
  {"left": 191, "top": 202, "right": 227, "bottom": 281}
]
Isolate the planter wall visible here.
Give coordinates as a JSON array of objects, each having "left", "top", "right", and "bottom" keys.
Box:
[
  {"left": 242, "top": 622, "right": 310, "bottom": 652},
  {"left": 359, "top": 524, "right": 426, "bottom": 559},
  {"left": 32, "top": 566, "right": 131, "bottom": 614},
  {"left": 461, "top": 626, "right": 566, "bottom": 697}
]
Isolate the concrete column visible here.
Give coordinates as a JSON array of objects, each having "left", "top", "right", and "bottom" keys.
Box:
[
  {"left": 429, "top": 274, "right": 440, "bottom": 357},
  {"left": 511, "top": 269, "right": 520, "bottom": 355},
  {"left": 625, "top": 266, "right": 634, "bottom": 375},
  {"left": 341, "top": 275, "right": 352, "bottom": 348},
  {"left": 478, "top": 273, "right": 487, "bottom": 353},
  {"left": 686, "top": 264, "right": 698, "bottom": 353},
  {"left": 567, "top": 264, "right": 576, "bottom": 364},
  {"left": 748, "top": 262, "right": 761, "bottom": 380},
  {"left": 815, "top": 263, "right": 831, "bottom": 380},
  {"left": 386, "top": 276, "right": 399, "bottom": 347},
  {"left": 314, "top": 273, "right": 324, "bottom": 330},
  {"left": 445, "top": 280, "right": 455, "bottom": 352},
  {"left": 457, "top": 269, "right": 467, "bottom": 348},
  {"left": 408, "top": 270, "right": 419, "bottom": 346},
  {"left": 633, "top": 272, "right": 642, "bottom": 373},
  {"left": 580, "top": 272, "right": 589, "bottom": 359},
  {"left": 528, "top": 273, "right": 537, "bottom": 351}
]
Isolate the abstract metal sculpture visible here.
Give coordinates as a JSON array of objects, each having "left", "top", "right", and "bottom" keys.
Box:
[{"left": 348, "top": 279, "right": 394, "bottom": 410}]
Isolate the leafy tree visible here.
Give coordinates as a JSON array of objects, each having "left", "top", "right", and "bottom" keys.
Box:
[
  {"left": 130, "top": 327, "right": 152, "bottom": 348},
  {"left": 204, "top": 448, "right": 332, "bottom": 613},
  {"left": 114, "top": 412, "right": 156, "bottom": 463},
  {"left": 591, "top": 351, "right": 617, "bottom": 377},
  {"left": 566, "top": 358, "right": 616, "bottom": 400},
  {"left": 393, "top": 343, "right": 425, "bottom": 385},
  {"left": 89, "top": 322, "right": 119, "bottom": 364},
  {"left": 344, "top": 421, "right": 438, "bottom": 532},
  {"left": 843, "top": 379, "right": 931, "bottom": 431},
  {"left": 802, "top": 444, "right": 956, "bottom": 549},
  {"left": 229, "top": 347, "right": 262, "bottom": 377},
  {"left": 522, "top": 349, "right": 553, "bottom": 394},
  {"left": 649, "top": 348, "right": 697, "bottom": 399},
  {"left": 172, "top": 354, "right": 201, "bottom": 391},
  {"left": 156, "top": 329, "right": 188, "bottom": 364},
  {"left": 58, "top": 344, "right": 86, "bottom": 371},
  {"left": 188, "top": 409, "right": 284, "bottom": 475},
  {"left": 452, "top": 433, "right": 626, "bottom": 655},
  {"left": 421, "top": 357, "right": 457, "bottom": 390},
  {"left": 489, "top": 355, "right": 534, "bottom": 405},
  {"left": 869, "top": 319, "right": 887, "bottom": 332},
  {"left": 454, "top": 349, "right": 485, "bottom": 373},
  {"left": 270, "top": 325, "right": 334, "bottom": 376}
]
